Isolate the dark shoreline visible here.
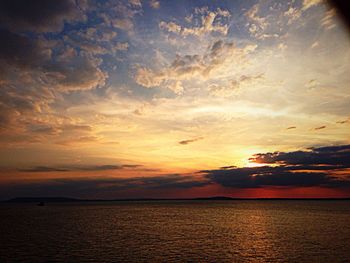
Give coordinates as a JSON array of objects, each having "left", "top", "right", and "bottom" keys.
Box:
[{"left": 3, "top": 196, "right": 350, "bottom": 203}]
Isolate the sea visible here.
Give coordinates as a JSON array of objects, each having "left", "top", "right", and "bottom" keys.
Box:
[{"left": 0, "top": 200, "right": 349, "bottom": 262}]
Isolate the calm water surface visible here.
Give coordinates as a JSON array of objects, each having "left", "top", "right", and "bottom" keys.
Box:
[{"left": 0, "top": 201, "right": 350, "bottom": 262}]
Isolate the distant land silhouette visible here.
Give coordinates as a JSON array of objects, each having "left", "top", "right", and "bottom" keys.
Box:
[{"left": 4, "top": 196, "right": 350, "bottom": 203}]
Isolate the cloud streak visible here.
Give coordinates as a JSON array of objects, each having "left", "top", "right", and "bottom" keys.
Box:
[
  {"left": 0, "top": 174, "right": 209, "bottom": 199},
  {"left": 314, "top": 125, "right": 326, "bottom": 130},
  {"left": 178, "top": 137, "right": 203, "bottom": 145},
  {"left": 18, "top": 164, "right": 143, "bottom": 173}
]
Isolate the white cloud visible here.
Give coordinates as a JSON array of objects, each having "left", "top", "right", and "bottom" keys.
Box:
[
  {"left": 111, "top": 18, "right": 134, "bottom": 31},
  {"left": 159, "top": 21, "right": 182, "bottom": 34},
  {"left": 159, "top": 7, "right": 230, "bottom": 37},
  {"left": 149, "top": 0, "right": 160, "bottom": 9},
  {"left": 321, "top": 8, "right": 336, "bottom": 30},
  {"left": 129, "top": 0, "right": 142, "bottom": 7},
  {"left": 134, "top": 40, "right": 258, "bottom": 94},
  {"left": 209, "top": 74, "right": 264, "bottom": 97},
  {"left": 302, "top": 0, "right": 323, "bottom": 11},
  {"left": 284, "top": 7, "right": 301, "bottom": 24}
]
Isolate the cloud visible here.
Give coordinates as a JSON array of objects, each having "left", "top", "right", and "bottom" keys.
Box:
[
  {"left": 159, "top": 7, "right": 230, "bottom": 37},
  {"left": 19, "top": 166, "right": 71, "bottom": 172},
  {"left": 149, "top": 0, "right": 160, "bottom": 9},
  {"left": 167, "top": 81, "right": 184, "bottom": 95},
  {"left": 314, "top": 125, "right": 326, "bottom": 130},
  {"left": 0, "top": 62, "right": 57, "bottom": 134},
  {"left": 18, "top": 164, "right": 143, "bottom": 173},
  {"left": 0, "top": 39, "right": 106, "bottom": 142},
  {"left": 202, "top": 144, "right": 350, "bottom": 189},
  {"left": 284, "top": 7, "right": 302, "bottom": 24},
  {"left": 305, "top": 79, "right": 319, "bottom": 89},
  {"left": 286, "top": 126, "right": 297, "bottom": 130},
  {"left": 111, "top": 18, "right": 134, "bottom": 31},
  {"left": 159, "top": 21, "right": 182, "bottom": 34},
  {"left": 27, "top": 124, "right": 61, "bottom": 135},
  {"left": 0, "top": 174, "right": 209, "bottom": 198},
  {"left": 0, "top": 1, "right": 117, "bottom": 141},
  {"left": 45, "top": 55, "right": 107, "bottom": 92},
  {"left": 68, "top": 26, "right": 128, "bottom": 56},
  {"left": 204, "top": 167, "right": 341, "bottom": 188},
  {"left": 208, "top": 81, "right": 239, "bottom": 97},
  {"left": 337, "top": 118, "right": 349, "bottom": 124},
  {"left": 129, "top": 0, "right": 142, "bottom": 7},
  {"left": 321, "top": 8, "right": 336, "bottom": 30},
  {"left": 0, "top": 0, "right": 85, "bottom": 33},
  {"left": 245, "top": 4, "right": 270, "bottom": 39},
  {"left": 178, "top": 137, "right": 203, "bottom": 145},
  {"left": 0, "top": 29, "right": 51, "bottom": 70},
  {"left": 249, "top": 144, "right": 350, "bottom": 166},
  {"left": 0, "top": 121, "right": 96, "bottom": 146},
  {"left": 98, "top": 0, "right": 141, "bottom": 33},
  {"left": 246, "top": 4, "right": 268, "bottom": 29},
  {"left": 302, "top": 0, "right": 323, "bottom": 11},
  {"left": 311, "top": 41, "right": 319, "bottom": 48},
  {"left": 0, "top": 28, "right": 107, "bottom": 91},
  {"left": 113, "top": 42, "right": 129, "bottom": 52},
  {"left": 245, "top": 1, "right": 323, "bottom": 40},
  {"left": 209, "top": 74, "right": 264, "bottom": 97},
  {"left": 62, "top": 124, "right": 93, "bottom": 132},
  {"left": 75, "top": 27, "right": 117, "bottom": 44},
  {"left": 134, "top": 40, "right": 257, "bottom": 93},
  {"left": 134, "top": 67, "right": 163, "bottom": 88},
  {"left": 55, "top": 135, "right": 101, "bottom": 146}
]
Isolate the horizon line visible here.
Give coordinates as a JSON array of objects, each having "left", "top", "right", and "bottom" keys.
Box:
[{"left": 4, "top": 196, "right": 350, "bottom": 203}]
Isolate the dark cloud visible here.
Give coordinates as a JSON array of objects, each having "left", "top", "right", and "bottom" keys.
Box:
[
  {"left": 202, "top": 144, "right": 350, "bottom": 189},
  {"left": 179, "top": 137, "right": 203, "bottom": 145},
  {"left": 18, "top": 164, "right": 141, "bottom": 173},
  {"left": 286, "top": 126, "right": 296, "bottom": 130},
  {"left": 0, "top": 29, "right": 106, "bottom": 89},
  {"left": 0, "top": 0, "right": 104, "bottom": 91},
  {"left": 0, "top": 0, "right": 106, "bottom": 137},
  {"left": 18, "top": 166, "right": 70, "bottom": 173},
  {"left": 0, "top": 80, "right": 56, "bottom": 135},
  {"left": 62, "top": 124, "right": 92, "bottom": 132},
  {"left": 0, "top": 32, "right": 106, "bottom": 135},
  {"left": 314, "top": 125, "right": 326, "bottom": 130},
  {"left": 0, "top": 174, "right": 208, "bottom": 199},
  {"left": 0, "top": 29, "right": 50, "bottom": 70},
  {"left": 203, "top": 166, "right": 349, "bottom": 188},
  {"left": 250, "top": 144, "right": 350, "bottom": 166},
  {"left": 0, "top": 0, "right": 85, "bottom": 33},
  {"left": 336, "top": 119, "right": 349, "bottom": 124},
  {"left": 27, "top": 124, "right": 60, "bottom": 135},
  {"left": 44, "top": 55, "right": 107, "bottom": 92},
  {"left": 121, "top": 164, "right": 142, "bottom": 168}
]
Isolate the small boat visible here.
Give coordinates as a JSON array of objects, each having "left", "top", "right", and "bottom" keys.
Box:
[{"left": 37, "top": 202, "right": 45, "bottom": 206}]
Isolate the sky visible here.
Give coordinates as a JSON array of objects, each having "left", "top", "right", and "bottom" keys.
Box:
[{"left": 0, "top": 0, "right": 349, "bottom": 199}]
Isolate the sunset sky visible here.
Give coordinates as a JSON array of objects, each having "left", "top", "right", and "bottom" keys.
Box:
[{"left": 0, "top": 0, "right": 349, "bottom": 199}]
